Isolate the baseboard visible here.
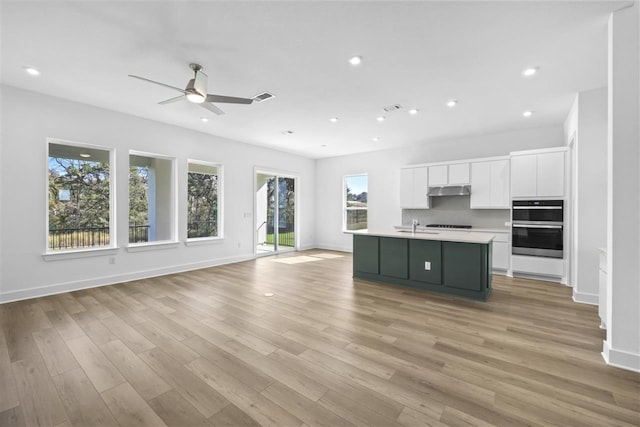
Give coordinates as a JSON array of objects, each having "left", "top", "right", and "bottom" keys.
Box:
[
  {"left": 602, "top": 340, "right": 640, "bottom": 373},
  {"left": 572, "top": 290, "right": 599, "bottom": 306},
  {"left": 313, "top": 243, "right": 352, "bottom": 253},
  {"left": 0, "top": 254, "right": 255, "bottom": 304}
]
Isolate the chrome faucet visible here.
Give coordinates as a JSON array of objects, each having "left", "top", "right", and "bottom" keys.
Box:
[{"left": 412, "top": 219, "right": 419, "bottom": 233}]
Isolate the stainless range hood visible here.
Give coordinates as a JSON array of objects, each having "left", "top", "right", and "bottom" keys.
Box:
[{"left": 427, "top": 185, "right": 471, "bottom": 197}]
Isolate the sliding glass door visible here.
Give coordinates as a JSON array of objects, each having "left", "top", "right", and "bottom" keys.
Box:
[{"left": 255, "top": 172, "right": 296, "bottom": 255}]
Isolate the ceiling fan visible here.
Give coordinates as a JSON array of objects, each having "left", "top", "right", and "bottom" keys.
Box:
[{"left": 129, "top": 63, "right": 254, "bottom": 115}]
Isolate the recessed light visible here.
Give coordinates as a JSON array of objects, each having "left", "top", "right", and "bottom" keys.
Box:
[
  {"left": 446, "top": 100, "right": 458, "bottom": 108},
  {"left": 522, "top": 67, "right": 539, "bottom": 77},
  {"left": 349, "top": 55, "right": 362, "bottom": 66},
  {"left": 24, "top": 67, "right": 40, "bottom": 76},
  {"left": 523, "top": 110, "right": 534, "bottom": 118},
  {"left": 329, "top": 117, "right": 339, "bottom": 123},
  {"left": 408, "top": 108, "right": 419, "bottom": 115},
  {"left": 321, "top": 144, "right": 327, "bottom": 147},
  {"left": 282, "top": 130, "right": 294, "bottom": 135},
  {"left": 200, "top": 117, "right": 209, "bottom": 122},
  {"left": 376, "top": 116, "right": 386, "bottom": 122},
  {"left": 372, "top": 137, "right": 380, "bottom": 142},
  {"left": 79, "top": 153, "right": 91, "bottom": 158}
]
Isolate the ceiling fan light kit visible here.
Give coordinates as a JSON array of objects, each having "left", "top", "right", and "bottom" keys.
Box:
[{"left": 129, "top": 63, "right": 256, "bottom": 115}]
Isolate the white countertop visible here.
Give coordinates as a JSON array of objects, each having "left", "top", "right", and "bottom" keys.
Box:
[
  {"left": 351, "top": 228, "right": 495, "bottom": 244},
  {"left": 394, "top": 225, "right": 509, "bottom": 234}
]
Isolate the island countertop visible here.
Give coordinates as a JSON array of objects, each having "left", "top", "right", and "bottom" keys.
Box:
[{"left": 350, "top": 228, "right": 495, "bottom": 244}]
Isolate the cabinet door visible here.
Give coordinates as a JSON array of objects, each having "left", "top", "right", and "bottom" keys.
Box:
[
  {"left": 536, "top": 151, "right": 564, "bottom": 197},
  {"left": 399, "top": 168, "right": 414, "bottom": 208},
  {"left": 428, "top": 165, "right": 448, "bottom": 186},
  {"left": 448, "top": 163, "right": 470, "bottom": 185},
  {"left": 380, "top": 237, "right": 408, "bottom": 279},
  {"left": 412, "top": 167, "right": 429, "bottom": 208},
  {"left": 470, "top": 162, "right": 491, "bottom": 208},
  {"left": 442, "top": 242, "right": 484, "bottom": 291},
  {"left": 511, "top": 155, "right": 537, "bottom": 197},
  {"left": 490, "top": 159, "right": 510, "bottom": 208},
  {"left": 492, "top": 241, "right": 509, "bottom": 270},
  {"left": 353, "top": 235, "right": 379, "bottom": 274},
  {"left": 409, "top": 239, "right": 442, "bottom": 284}
]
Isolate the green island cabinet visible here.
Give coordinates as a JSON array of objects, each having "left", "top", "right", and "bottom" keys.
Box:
[{"left": 353, "top": 234, "right": 492, "bottom": 301}]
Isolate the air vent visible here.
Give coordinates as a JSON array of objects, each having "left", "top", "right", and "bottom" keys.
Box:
[
  {"left": 383, "top": 104, "right": 402, "bottom": 112},
  {"left": 253, "top": 92, "right": 275, "bottom": 103}
]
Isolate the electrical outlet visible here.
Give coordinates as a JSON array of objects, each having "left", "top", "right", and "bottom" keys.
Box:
[
  {"left": 424, "top": 261, "right": 431, "bottom": 270},
  {"left": 109, "top": 256, "right": 116, "bottom": 265}
]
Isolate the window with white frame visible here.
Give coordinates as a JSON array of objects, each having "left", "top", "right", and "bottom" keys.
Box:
[
  {"left": 343, "top": 174, "right": 368, "bottom": 230},
  {"left": 129, "top": 152, "right": 175, "bottom": 244},
  {"left": 47, "top": 141, "right": 113, "bottom": 251},
  {"left": 187, "top": 161, "right": 222, "bottom": 239}
]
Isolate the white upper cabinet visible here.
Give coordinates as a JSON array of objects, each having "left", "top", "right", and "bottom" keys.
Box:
[
  {"left": 536, "top": 151, "right": 565, "bottom": 197},
  {"left": 428, "top": 165, "right": 448, "bottom": 186},
  {"left": 448, "top": 163, "right": 470, "bottom": 185},
  {"left": 428, "top": 163, "right": 470, "bottom": 186},
  {"left": 400, "top": 166, "right": 429, "bottom": 208},
  {"left": 470, "top": 159, "right": 510, "bottom": 209},
  {"left": 511, "top": 150, "right": 565, "bottom": 198}
]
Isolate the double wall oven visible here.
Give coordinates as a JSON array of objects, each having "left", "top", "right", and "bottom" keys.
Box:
[{"left": 512, "top": 200, "right": 564, "bottom": 258}]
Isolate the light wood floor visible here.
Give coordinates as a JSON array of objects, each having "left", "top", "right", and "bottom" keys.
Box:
[{"left": 1, "top": 250, "right": 639, "bottom": 427}]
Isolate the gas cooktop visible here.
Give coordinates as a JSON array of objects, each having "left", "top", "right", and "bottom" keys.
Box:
[{"left": 426, "top": 224, "right": 472, "bottom": 229}]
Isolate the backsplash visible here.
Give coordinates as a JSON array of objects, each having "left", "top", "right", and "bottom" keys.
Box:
[{"left": 402, "top": 196, "right": 510, "bottom": 229}]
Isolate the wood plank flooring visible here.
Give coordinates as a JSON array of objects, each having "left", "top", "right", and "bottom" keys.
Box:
[{"left": 1, "top": 249, "right": 638, "bottom": 426}]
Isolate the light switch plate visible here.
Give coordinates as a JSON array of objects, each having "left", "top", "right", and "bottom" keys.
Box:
[{"left": 424, "top": 261, "right": 431, "bottom": 270}]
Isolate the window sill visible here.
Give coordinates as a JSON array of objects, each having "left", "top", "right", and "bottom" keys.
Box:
[
  {"left": 185, "top": 237, "right": 224, "bottom": 247},
  {"left": 126, "top": 241, "right": 180, "bottom": 252},
  {"left": 42, "top": 247, "right": 119, "bottom": 262}
]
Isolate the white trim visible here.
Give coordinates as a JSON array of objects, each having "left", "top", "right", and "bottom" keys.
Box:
[
  {"left": 42, "top": 247, "right": 119, "bottom": 261},
  {"left": 572, "top": 290, "right": 599, "bottom": 305},
  {"left": 510, "top": 146, "right": 569, "bottom": 156},
  {"left": 0, "top": 254, "right": 255, "bottom": 304},
  {"left": 402, "top": 155, "right": 510, "bottom": 169},
  {"left": 184, "top": 237, "right": 225, "bottom": 247},
  {"left": 602, "top": 340, "right": 640, "bottom": 373},
  {"left": 126, "top": 241, "right": 180, "bottom": 252}
]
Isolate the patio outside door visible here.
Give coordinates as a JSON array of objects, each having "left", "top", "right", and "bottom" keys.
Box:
[{"left": 256, "top": 172, "right": 296, "bottom": 255}]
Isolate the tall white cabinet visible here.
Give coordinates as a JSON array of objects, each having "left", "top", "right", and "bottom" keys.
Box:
[{"left": 400, "top": 166, "right": 429, "bottom": 208}]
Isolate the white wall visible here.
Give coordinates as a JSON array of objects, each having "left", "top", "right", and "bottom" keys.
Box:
[
  {"left": 0, "top": 85, "right": 316, "bottom": 302},
  {"left": 315, "top": 125, "right": 564, "bottom": 251},
  {"left": 604, "top": 4, "right": 640, "bottom": 372},
  {"left": 564, "top": 87, "right": 608, "bottom": 304}
]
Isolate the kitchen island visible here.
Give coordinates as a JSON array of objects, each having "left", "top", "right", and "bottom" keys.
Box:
[{"left": 351, "top": 229, "right": 495, "bottom": 301}]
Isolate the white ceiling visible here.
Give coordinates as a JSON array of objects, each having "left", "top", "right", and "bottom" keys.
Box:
[{"left": 1, "top": 1, "right": 626, "bottom": 159}]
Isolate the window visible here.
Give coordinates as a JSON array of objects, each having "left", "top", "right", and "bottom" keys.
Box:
[
  {"left": 344, "top": 174, "right": 368, "bottom": 230},
  {"left": 129, "top": 152, "right": 175, "bottom": 244},
  {"left": 47, "top": 141, "right": 113, "bottom": 251},
  {"left": 187, "top": 161, "right": 222, "bottom": 239}
]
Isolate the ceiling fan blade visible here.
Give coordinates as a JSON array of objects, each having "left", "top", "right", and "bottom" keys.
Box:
[
  {"left": 129, "top": 75, "right": 186, "bottom": 93},
  {"left": 194, "top": 70, "right": 207, "bottom": 96},
  {"left": 200, "top": 102, "right": 225, "bottom": 115},
  {"left": 158, "top": 95, "right": 186, "bottom": 105},
  {"left": 205, "top": 94, "right": 254, "bottom": 105}
]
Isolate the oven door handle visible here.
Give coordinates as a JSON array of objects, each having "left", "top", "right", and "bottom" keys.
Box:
[
  {"left": 512, "top": 206, "right": 563, "bottom": 210},
  {"left": 513, "top": 224, "right": 563, "bottom": 229}
]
